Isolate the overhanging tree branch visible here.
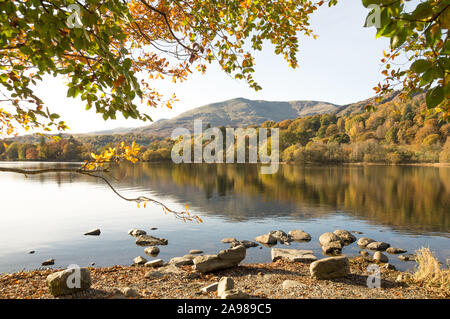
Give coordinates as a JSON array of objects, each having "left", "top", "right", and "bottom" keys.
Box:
[{"left": 0, "top": 165, "right": 201, "bottom": 222}]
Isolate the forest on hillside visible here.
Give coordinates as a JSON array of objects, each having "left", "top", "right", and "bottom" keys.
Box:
[{"left": 1, "top": 94, "right": 449, "bottom": 164}]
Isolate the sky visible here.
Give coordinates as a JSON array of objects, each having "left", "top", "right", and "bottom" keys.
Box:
[{"left": 33, "top": 1, "right": 392, "bottom": 134}]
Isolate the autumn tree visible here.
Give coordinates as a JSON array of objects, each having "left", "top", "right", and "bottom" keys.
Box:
[
  {"left": 360, "top": 0, "right": 449, "bottom": 120},
  {"left": 1, "top": 0, "right": 324, "bottom": 221}
]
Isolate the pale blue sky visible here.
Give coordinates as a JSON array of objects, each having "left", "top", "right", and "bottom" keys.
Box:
[{"left": 36, "top": 1, "right": 392, "bottom": 134}]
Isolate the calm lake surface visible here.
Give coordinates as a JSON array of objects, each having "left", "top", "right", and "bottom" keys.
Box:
[{"left": 0, "top": 162, "right": 449, "bottom": 273}]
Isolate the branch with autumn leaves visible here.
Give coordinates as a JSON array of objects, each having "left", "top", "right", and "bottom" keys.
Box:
[{"left": 0, "top": 141, "right": 202, "bottom": 223}]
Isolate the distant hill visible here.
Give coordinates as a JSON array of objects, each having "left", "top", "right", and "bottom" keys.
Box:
[{"left": 133, "top": 97, "right": 340, "bottom": 136}]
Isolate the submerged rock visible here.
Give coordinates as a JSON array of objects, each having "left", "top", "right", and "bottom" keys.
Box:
[
  {"left": 310, "top": 256, "right": 350, "bottom": 280},
  {"left": 333, "top": 230, "right": 356, "bottom": 245},
  {"left": 271, "top": 248, "right": 317, "bottom": 262},
  {"left": 398, "top": 254, "right": 416, "bottom": 262},
  {"left": 135, "top": 235, "right": 168, "bottom": 246},
  {"left": 144, "top": 246, "right": 160, "bottom": 256},
  {"left": 221, "top": 237, "right": 237, "bottom": 243},
  {"left": 193, "top": 245, "right": 246, "bottom": 273},
  {"left": 386, "top": 247, "right": 407, "bottom": 254},
  {"left": 269, "top": 230, "right": 291, "bottom": 244},
  {"left": 84, "top": 228, "right": 101, "bottom": 236},
  {"left": 321, "top": 241, "right": 342, "bottom": 256},
  {"left": 128, "top": 228, "right": 147, "bottom": 237},
  {"left": 230, "top": 240, "right": 259, "bottom": 248},
  {"left": 360, "top": 250, "right": 369, "bottom": 257},
  {"left": 254, "top": 233, "right": 277, "bottom": 245},
  {"left": 46, "top": 268, "right": 91, "bottom": 296},
  {"left": 366, "top": 241, "right": 390, "bottom": 251},
  {"left": 288, "top": 230, "right": 311, "bottom": 242},
  {"left": 357, "top": 237, "right": 375, "bottom": 248},
  {"left": 189, "top": 250, "right": 203, "bottom": 255}
]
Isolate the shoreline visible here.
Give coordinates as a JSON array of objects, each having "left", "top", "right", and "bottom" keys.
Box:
[
  {"left": 0, "top": 256, "right": 448, "bottom": 299},
  {"left": 0, "top": 160, "right": 449, "bottom": 167}
]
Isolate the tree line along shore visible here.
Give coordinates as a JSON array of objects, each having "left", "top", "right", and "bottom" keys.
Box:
[{"left": 1, "top": 94, "right": 449, "bottom": 164}]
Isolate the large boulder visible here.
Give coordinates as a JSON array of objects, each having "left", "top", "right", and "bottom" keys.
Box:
[
  {"left": 135, "top": 235, "right": 168, "bottom": 246},
  {"left": 357, "top": 237, "right": 375, "bottom": 248},
  {"left": 271, "top": 248, "right": 317, "bottom": 262},
  {"left": 319, "top": 232, "right": 342, "bottom": 246},
  {"left": 288, "top": 230, "right": 311, "bottom": 242},
  {"left": 254, "top": 233, "right": 277, "bottom": 245},
  {"left": 193, "top": 245, "right": 246, "bottom": 273},
  {"left": 366, "top": 241, "right": 390, "bottom": 251},
  {"left": 310, "top": 256, "right": 349, "bottom": 280},
  {"left": 333, "top": 230, "right": 356, "bottom": 245},
  {"left": 46, "top": 268, "right": 91, "bottom": 297}
]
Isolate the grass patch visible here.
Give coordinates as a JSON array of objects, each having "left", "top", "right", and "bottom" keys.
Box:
[{"left": 413, "top": 247, "right": 450, "bottom": 295}]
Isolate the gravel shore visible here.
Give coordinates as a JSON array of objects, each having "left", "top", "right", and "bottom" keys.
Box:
[{"left": 0, "top": 257, "right": 447, "bottom": 299}]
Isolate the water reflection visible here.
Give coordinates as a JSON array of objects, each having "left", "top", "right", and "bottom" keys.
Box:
[{"left": 5, "top": 162, "right": 449, "bottom": 235}]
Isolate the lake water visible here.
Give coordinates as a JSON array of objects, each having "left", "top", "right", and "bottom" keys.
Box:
[{"left": 0, "top": 162, "right": 449, "bottom": 273}]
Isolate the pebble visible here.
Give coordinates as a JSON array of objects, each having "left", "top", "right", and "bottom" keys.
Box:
[
  {"left": 41, "top": 259, "right": 55, "bottom": 266},
  {"left": 201, "top": 283, "right": 218, "bottom": 293},
  {"left": 144, "top": 259, "right": 164, "bottom": 268},
  {"left": 133, "top": 256, "right": 148, "bottom": 265}
]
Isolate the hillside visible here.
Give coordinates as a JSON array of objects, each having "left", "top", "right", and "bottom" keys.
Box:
[{"left": 134, "top": 98, "right": 340, "bottom": 136}]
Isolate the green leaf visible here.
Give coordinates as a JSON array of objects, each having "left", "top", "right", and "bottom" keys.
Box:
[
  {"left": 410, "top": 59, "right": 431, "bottom": 74},
  {"left": 425, "top": 86, "right": 444, "bottom": 108}
]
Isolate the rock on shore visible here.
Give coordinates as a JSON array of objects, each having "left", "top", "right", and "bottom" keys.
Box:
[
  {"left": 193, "top": 245, "right": 246, "bottom": 273},
  {"left": 46, "top": 268, "right": 91, "bottom": 296},
  {"left": 271, "top": 248, "right": 317, "bottom": 263},
  {"left": 310, "top": 256, "right": 349, "bottom": 280}
]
